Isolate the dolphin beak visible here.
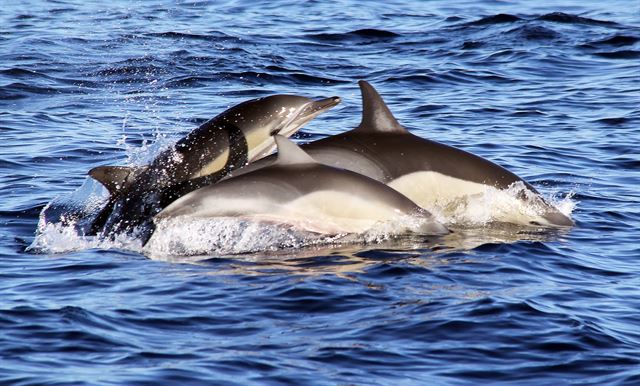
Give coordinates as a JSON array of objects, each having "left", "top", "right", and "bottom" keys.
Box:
[
  {"left": 272, "top": 96, "right": 341, "bottom": 137},
  {"left": 541, "top": 210, "right": 575, "bottom": 227},
  {"left": 296, "top": 96, "right": 341, "bottom": 123},
  {"left": 311, "top": 96, "right": 341, "bottom": 112}
]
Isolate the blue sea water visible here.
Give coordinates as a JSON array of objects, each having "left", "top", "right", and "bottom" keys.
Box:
[{"left": 2, "top": 0, "right": 640, "bottom": 384}]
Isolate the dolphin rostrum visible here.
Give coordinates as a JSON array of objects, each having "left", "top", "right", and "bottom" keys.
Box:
[
  {"left": 88, "top": 94, "right": 340, "bottom": 238},
  {"left": 232, "top": 81, "right": 573, "bottom": 227},
  {"left": 153, "top": 135, "right": 448, "bottom": 236}
]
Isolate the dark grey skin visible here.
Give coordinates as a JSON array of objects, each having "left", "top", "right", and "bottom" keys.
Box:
[
  {"left": 88, "top": 94, "right": 340, "bottom": 239},
  {"left": 233, "top": 81, "right": 573, "bottom": 227},
  {"left": 155, "top": 135, "right": 448, "bottom": 236}
]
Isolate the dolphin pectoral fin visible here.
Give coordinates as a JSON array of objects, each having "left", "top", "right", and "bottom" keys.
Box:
[
  {"left": 89, "top": 165, "right": 140, "bottom": 195},
  {"left": 356, "top": 80, "right": 409, "bottom": 134}
]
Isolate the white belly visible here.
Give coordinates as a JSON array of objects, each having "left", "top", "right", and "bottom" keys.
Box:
[
  {"left": 280, "top": 191, "right": 404, "bottom": 233},
  {"left": 178, "top": 190, "right": 405, "bottom": 234},
  {"left": 388, "top": 171, "right": 488, "bottom": 208},
  {"left": 387, "top": 171, "right": 551, "bottom": 226}
]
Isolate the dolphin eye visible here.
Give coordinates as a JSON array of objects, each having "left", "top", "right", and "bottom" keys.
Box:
[{"left": 529, "top": 221, "right": 541, "bottom": 226}]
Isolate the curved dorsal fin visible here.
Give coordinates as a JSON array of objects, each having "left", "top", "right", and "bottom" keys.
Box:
[
  {"left": 355, "top": 80, "right": 408, "bottom": 134},
  {"left": 89, "top": 165, "right": 139, "bottom": 195},
  {"left": 274, "top": 135, "right": 316, "bottom": 165}
]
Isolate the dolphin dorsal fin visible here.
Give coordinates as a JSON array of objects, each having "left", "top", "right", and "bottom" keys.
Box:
[
  {"left": 274, "top": 135, "right": 316, "bottom": 165},
  {"left": 355, "top": 80, "right": 408, "bottom": 134},
  {"left": 89, "top": 165, "right": 138, "bottom": 195}
]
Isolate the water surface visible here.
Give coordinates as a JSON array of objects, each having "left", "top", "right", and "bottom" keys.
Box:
[{"left": 1, "top": 0, "right": 639, "bottom": 384}]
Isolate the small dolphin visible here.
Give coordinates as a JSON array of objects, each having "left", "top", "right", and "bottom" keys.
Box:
[
  {"left": 154, "top": 135, "right": 448, "bottom": 236},
  {"left": 88, "top": 94, "right": 340, "bottom": 237},
  {"left": 234, "top": 81, "right": 573, "bottom": 227}
]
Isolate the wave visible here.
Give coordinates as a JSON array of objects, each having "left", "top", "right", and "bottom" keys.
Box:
[
  {"left": 195, "top": 71, "right": 346, "bottom": 86},
  {"left": 465, "top": 14, "right": 522, "bottom": 26},
  {"left": 460, "top": 12, "right": 618, "bottom": 29},
  {"left": 350, "top": 28, "right": 400, "bottom": 38},
  {"left": 593, "top": 50, "right": 640, "bottom": 59},
  {"left": 0, "top": 67, "right": 100, "bottom": 94},
  {"left": 0, "top": 67, "right": 46, "bottom": 77},
  {"left": 0, "top": 82, "right": 59, "bottom": 100},
  {"left": 461, "top": 40, "right": 485, "bottom": 49},
  {"left": 163, "top": 75, "right": 218, "bottom": 88},
  {"left": 505, "top": 25, "right": 560, "bottom": 41},
  {"left": 305, "top": 28, "right": 400, "bottom": 43},
  {"left": 385, "top": 68, "right": 517, "bottom": 85},
  {"left": 594, "top": 117, "right": 633, "bottom": 125},
  {"left": 588, "top": 35, "right": 640, "bottom": 47},
  {"left": 0, "top": 158, "right": 26, "bottom": 169},
  {"left": 144, "top": 31, "right": 239, "bottom": 43},
  {"left": 536, "top": 12, "right": 618, "bottom": 26}
]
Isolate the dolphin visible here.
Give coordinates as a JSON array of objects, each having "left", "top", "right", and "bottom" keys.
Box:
[
  {"left": 153, "top": 135, "right": 448, "bottom": 236},
  {"left": 88, "top": 94, "right": 340, "bottom": 238},
  {"left": 232, "top": 81, "right": 573, "bottom": 227}
]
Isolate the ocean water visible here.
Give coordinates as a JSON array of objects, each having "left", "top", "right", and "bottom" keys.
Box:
[{"left": 2, "top": 0, "right": 640, "bottom": 384}]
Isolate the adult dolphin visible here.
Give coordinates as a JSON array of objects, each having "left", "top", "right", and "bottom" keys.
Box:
[
  {"left": 153, "top": 135, "right": 448, "bottom": 236},
  {"left": 233, "top": 81, "right": 573, "bottom": 227},
  {"left": 88, "top": 94, "right": 340, "bottom": 238}
]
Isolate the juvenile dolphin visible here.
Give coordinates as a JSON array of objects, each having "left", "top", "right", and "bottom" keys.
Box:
[
  {"left": 234, "top": 81, "right": 573, "bottom": 227},
  {"left": 88, "top": 94, "right": 340, "bottom": 237},
  {"left": 154, "top": 135, "right": 448, "bottom": 236}
]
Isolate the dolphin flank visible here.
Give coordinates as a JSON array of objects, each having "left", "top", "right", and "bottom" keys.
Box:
[
  {"left": 153, "top": 135, "right": 449, "bottom": 236},
  {"left": 231, "top": 81, "right": 573, "bottom": 227},
  {"left": 88, "top": 94, "right": 340, "bottom": 239}
]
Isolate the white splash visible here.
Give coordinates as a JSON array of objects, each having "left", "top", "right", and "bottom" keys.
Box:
[
  {"left": 547, "top": 190, "right": 577, "bottom": 218},
  {"left": 30, "top": 173, "right": 576, "bottom": 257},
  {"left": 143, "top": 213, "right": 437, "bottom": 258},
  {"left": 28, "top": 220, "right": 143, "bottom": 254},
  {"left": 388, "top": 171, "right": 575, "bottom": 227},
  {"left": 424, "top": 181, "right": 576, "bottom": 227},
  {"left": 144, "top": 217, "right": 341, "bottom": 257}
]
